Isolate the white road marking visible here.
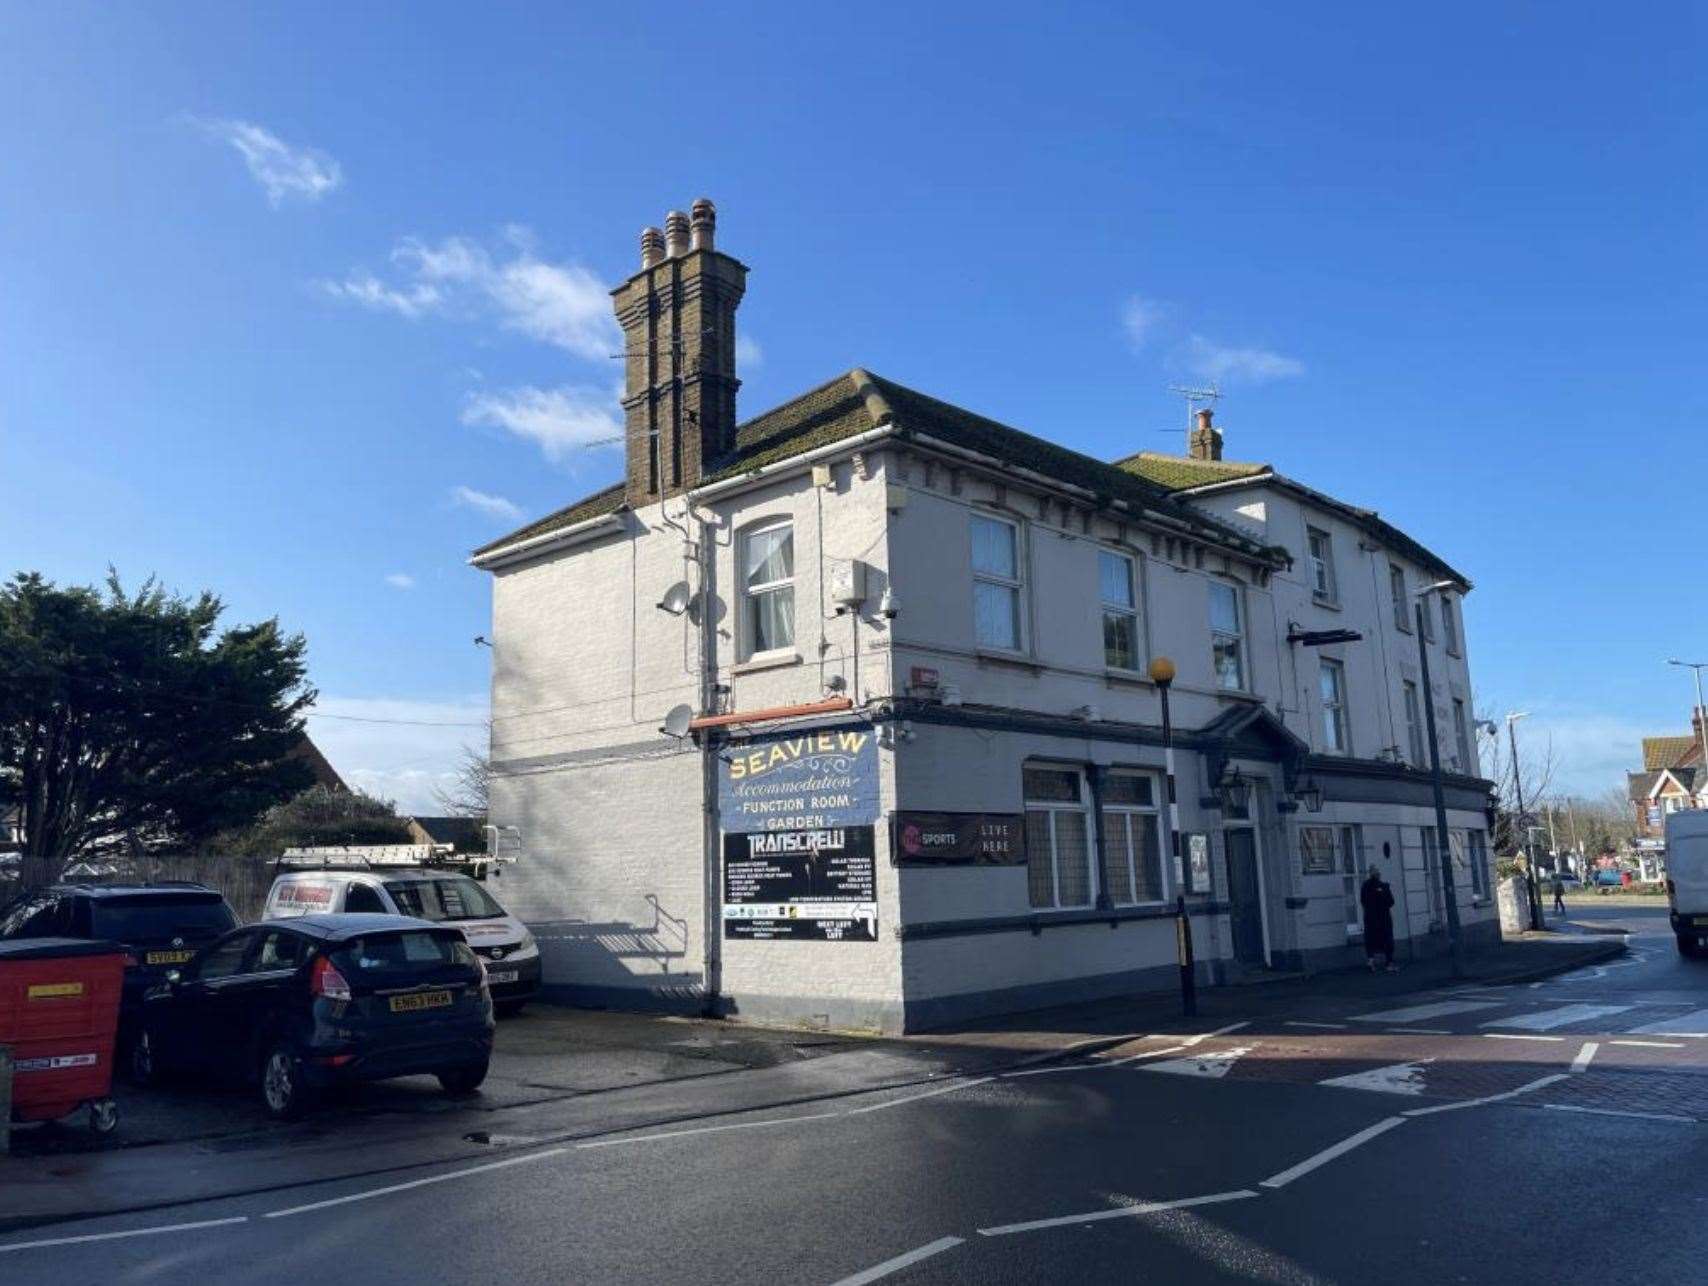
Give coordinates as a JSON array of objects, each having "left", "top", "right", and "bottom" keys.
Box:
[
  {"left": 846, "top": 1077, "right": 996, "bottom": 1114},
  {"left": 1350, "top": 1000, "right": 1503, "bottom": 1024},
  {"left": 1283, "top": 1021, "right": 1348, "bottom": 1030},
  {"left": 1482, "top": 1033, "right": 1565, "bottom": 1042},
  {"left": 577, "top": 1112, "right": 841, "bottom": 1148},
  {"left": 1627, "top": 1009, "right": 1708, "bottom": 1037},
  {"left": 1259, "top": 1117, "right": 1406, "bottom": 1189},
  {"left": 1005, "top": 1045, "right": 1193, "bottom": 1077},
  {"left": 1319, "top": 1060, "right": 1434, "bottom": 1096},
  {"left": 978, "top": 1189, "right": 1258, "bottom": 1237},
  {"left": 1482, "top": 1004, "right": 1631, "bottom": 1032},
  {"left": 1140, "top": 1045, "right": 1254, "bottom": 1079},
  {"left": 265, "top": 1147, "right": 570, "bottom": 1216},
  {"left": 0, "top": 1216, "right": 248, "bottom": 1254},
  {"left": 1101, "top": 1043, "right": 1194, "bottom": 1068},
  {"left": 1611, "top": 1039, "right": 1685, "bottom": 1049},
  {"left": 1570, "top": 1042, "right": 1599, "bottom": 1072},
  {"left": 1384, "top": 1028, "right": 1451, "bottom": 1035},
  {"left": 1400, "top": 1073, "right": 1570, "bottom": 1117},
  {"left": 831, "top": 1236, "right": 964, "bottom": 1284},
  {"left": 1543, "top": 1104, "right": 1696, "bottom": 1124}
]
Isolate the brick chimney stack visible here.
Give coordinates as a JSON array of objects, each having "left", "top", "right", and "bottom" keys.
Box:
[
  {"left": 1188, "top": 407, "right": 1223, "bottom": 462},
  {"left": 613, "top": 198, "right": 747, "bottom": 504}
]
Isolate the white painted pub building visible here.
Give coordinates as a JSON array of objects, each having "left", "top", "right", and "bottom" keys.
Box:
[{"left": 471, "top": 202, "right": 1498, "bottom": 1033}]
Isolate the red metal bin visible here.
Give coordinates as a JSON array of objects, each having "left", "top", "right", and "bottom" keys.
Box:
[{"left": 0, "top": 937, "right": 125, "bottom": 1133}]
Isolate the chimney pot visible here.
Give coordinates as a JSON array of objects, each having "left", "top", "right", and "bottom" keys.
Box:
[
  {"left": 1196, "top": 408, "right": 1213, "bottom": 430},
  {"left": 1188, "top": 407, "right": 1224, "bottom": 462},
  {"left": 640, "top": 226, "right": 665, "bottom": 269},
  {"left": 664, "top": 210, "right": 690, "bottom": 258},
  {"left": 690, "top": 198, "right": 716, "bottom": 251}
]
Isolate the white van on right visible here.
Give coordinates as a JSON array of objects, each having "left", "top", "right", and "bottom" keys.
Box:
[{"left": 1664, "top": 809, "right": 1708, "bottom": 958}]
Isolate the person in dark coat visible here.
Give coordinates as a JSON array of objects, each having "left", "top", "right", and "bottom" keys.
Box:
[{"left": 1361, "top": 868, "right": 1398, "bottom": 972}]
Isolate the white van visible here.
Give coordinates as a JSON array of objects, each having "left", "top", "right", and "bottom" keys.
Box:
[
  {"left": 1665, "top": 810, "right": 1708, "bottom": 959},
  {"left": 263, "top": 851, "right": 540, "bottom": 1013}
]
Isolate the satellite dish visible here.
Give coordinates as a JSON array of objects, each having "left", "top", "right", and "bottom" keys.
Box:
[
  {"left": 661, "top": 704, "right": 695, "bottom": 738},
  {"left": 658, "top": 582, "right": 692, "bottom": 615}
]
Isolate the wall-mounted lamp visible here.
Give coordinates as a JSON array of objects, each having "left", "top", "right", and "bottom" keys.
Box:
[
  {"left": 1293, "top": 775, "right": 1324, "bottom": 813},
  {"left": 1217, "top": 766, "right": 1253, "bottom": 814}
]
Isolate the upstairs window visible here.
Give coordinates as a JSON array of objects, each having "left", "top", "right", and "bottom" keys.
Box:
[
  {"left": 1403, "top": 681, "right": 1426, "bottom": 766},
  {"left": 1390, "top": 564, "right": 1410, "bottom": 632},
  {"left": 1452, "top": 698, "right": 1474, "bottom": 773},
  {"left": 1319, "top": 659, "right": 1349, "bottom": 752},
  {"left": 743, "top": 520, "right": 795, "bottom": 656},
  {"left": 1307, "top": 526, "right": 1337, "bottom": 603},
  {"left": 1441, "top": 594, "right": 1461, "bottom": 655},
  {"left": 972, "top": 514, "right": 1024, "bottom": 651},
  {"left": 1208, "top": 582, "right": 1246, "bottom": 691},
  {"left": 1099, "top": 550, "right": 1140, "bottom": 671}
]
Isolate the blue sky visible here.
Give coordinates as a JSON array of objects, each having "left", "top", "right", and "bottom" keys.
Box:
[{"left": 2, "top": 3, "right": 1701, "bottom": 809}]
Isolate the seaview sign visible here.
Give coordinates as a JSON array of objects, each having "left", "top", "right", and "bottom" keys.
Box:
[{"left": 718, "top": 723, "right": 878, "bottom": 831}]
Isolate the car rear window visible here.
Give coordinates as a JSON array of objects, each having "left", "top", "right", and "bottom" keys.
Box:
[
  {"left": 385, "top": 877, "right": 505, "bottom": 922},
  {"left": 91, "top": 895, "right": 236, "bottom": 943},
  {"left": 333, "top": 931, "right": 477, "bottom": 974}
]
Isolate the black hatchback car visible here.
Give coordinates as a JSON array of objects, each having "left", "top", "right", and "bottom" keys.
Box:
[
  {"left": 0, "top": 882, "right": 239, "bottom": 1048},
  {"left": 133, "top": 913, "right": 494, "bottom": 1119}
]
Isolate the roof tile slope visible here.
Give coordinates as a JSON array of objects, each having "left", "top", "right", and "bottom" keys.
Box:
[
  {"left": 475, "top": 371, "right": 1282, "bottom": 561},
  {"left": 1116, "top": 451, "right": 1270, "bottom": 491},
  {"left": 1642, "top": 736, "right": 1698, "bottom": 771}
]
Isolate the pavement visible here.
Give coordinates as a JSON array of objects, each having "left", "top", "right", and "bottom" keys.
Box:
[
  {"left": 0, "top": 905, "right": 1700, "bottom": 1284},
  {"left": 0, "top": 920, "right": 1629, "bottom": 1234}
]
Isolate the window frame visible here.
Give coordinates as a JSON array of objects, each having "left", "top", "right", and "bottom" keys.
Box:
[
  {"left": 1319, "top": 658, "right": 1349, "bottom": 753},
  {"left": 740, "top": 517, "right": 797, "bottom": 661},
  {"left": 971, "top": 511, "right": 1027, "bottom": 654},
  {"left": 1440, "top": 594, "right": 1461, "bottom": 656},
  {"left": 1467, "top": 829, "right": 1489, "bottom": 899},
  {"left": 1023, "top": 764, "right": 1096, "bottom": 911},
  {"left": 1390, "top": 564, "right": 1410, "bottom": 633},
  {"left": 1451, "top": 698, "right": 1473, "bottom": 774},
  {"left": 1402, "top": 680, "right": 1426, "bottom": 767},
  {"left": 1207, "top": 580, "right": 1247, "bottom": 692},
  {"left": 1306, "top": 525, "right": 1338, "bottom": 604},
  {"left": 1339, "top": 824, "right": 1366, "bottom": 937},
  {"left": 1097, "top": 547, "right": 1143, "bottom": 673},
  {"left": 1100, "top": 770, "right": 1167, "bottom": 906},
  {"left": 1299, "top": 824, "right": 1339, "bottom": 876}
]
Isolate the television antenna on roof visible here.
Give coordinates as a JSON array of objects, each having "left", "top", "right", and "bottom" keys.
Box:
[{"left": 1167, "top": 384, "right": 1221, "bottom": 430}]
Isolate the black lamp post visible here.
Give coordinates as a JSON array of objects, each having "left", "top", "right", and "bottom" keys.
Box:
[
  {"left": 1414, "top": 584, "right": 1465, "bottom": 976},
  {"left": 1148, "top": 655, "right": 1196, "bottom": 1017}
]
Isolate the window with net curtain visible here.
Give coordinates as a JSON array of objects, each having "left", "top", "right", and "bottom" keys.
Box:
[
  {"left": 1099, "top": 550, "right": 1139, "bottom": 671},
  {"left": 971, "top": 514, "right": 1023, "bottom": 651},
  {"left": 743, "top": 520, "right": 794, "bottom": 655},
  {"left": 1208, "top": 581, "right": 1245, "bottom": 691}
]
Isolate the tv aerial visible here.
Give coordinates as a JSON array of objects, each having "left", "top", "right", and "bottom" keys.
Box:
[{"left": 1167, "top": 384, "right": 1221, "bottom": 429}]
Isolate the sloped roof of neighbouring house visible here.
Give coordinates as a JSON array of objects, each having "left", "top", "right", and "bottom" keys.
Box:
[
  {"left": 290, "top": 735, "right": 347, "bottom": 792},
  {"left": 1118, "top": 450, "right": 1472, "bottom": 591},
  {"left": 1628, "top": 770, "right": 1662, "bottom": 802},
  {"left": 1642, "top": 735, "right": 1698, "bottom": 771},
  {"left": 472, "top": 370, "right": 1288, "bottom": 565}
]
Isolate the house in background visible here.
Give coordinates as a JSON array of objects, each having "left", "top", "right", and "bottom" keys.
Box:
[
  {"left": 290, "top": 734, "right": 349, "bottom": 793},
  {"left": 1628, "top": 717, "right": 1708, "bottom": 841},
  {"left": 405, "top": 815, "right": 484, "bottom": 854},
  {"left": 471, "top": 201, "right": 1497, "bottom": 1033}
]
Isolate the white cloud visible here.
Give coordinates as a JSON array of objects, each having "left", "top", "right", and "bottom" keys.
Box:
[
  {"left": 384, "top": 573, "right": 416, "bottom": 590},
  {"left": 308, "top": 696, "right": 488, "bottom": 815},
  {"left": 462, "top": 384, "right": 623, "bottom": 464},
  {"left": 1121, "top": 296, "right": 1165, "bottom": 351},
  {"left": 1184, "top": 335, "right": 1305, "bottom": 384},
  {"left": 735, "top": 335, "right": 764, "bottom": 368},
  {"left": 321, "top": 230, "right": 618, "bottom": 360},
  {"left": 317, "top": 272, "right": 442, "bottom": 320},
  {"left": 193, "top": 118, "right": 342, "bottom": 206},
  {"left": 451, "top": 486, "right": 523, "bottom": 522}
]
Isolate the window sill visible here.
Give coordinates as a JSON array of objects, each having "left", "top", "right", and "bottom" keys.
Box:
[
  {"left": 1312, "top": 594, "right": 1342, "bottom": 612},
  {"left": 732, "top": 650, "right": 801, "bottom": 675},
  {"left": 1103, "top": 667, "right": 1154, "bottom": 688},
  {"left": 975, "top": 649, "right": 1042, "bottom": 673},
  {"left": 1212, "top": 687, "right": 1264, "bottom": 704}
]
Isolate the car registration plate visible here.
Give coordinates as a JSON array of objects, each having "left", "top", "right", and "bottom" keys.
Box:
[
  {"left": 145, "top": 950, "right": 195, "bottom": 965},
  {"left": 389, "top": 990, "right": 453, "bottom": 1013},
  {"left": 487, "top": 970, "right": 519, "bottom": 984}
]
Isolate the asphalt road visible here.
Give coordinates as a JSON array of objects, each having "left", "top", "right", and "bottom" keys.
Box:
[{"left": 4, "top": 906, "right": 1704, "bottom": 1285}]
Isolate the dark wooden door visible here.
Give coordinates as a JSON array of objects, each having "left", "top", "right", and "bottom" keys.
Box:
[{"left": 1225, "top": 829, "right": 1266, "bottom": 965}]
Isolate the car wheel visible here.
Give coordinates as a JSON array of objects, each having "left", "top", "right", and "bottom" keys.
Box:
[
  {"left": 1679, "top": 934, "right": 1702, "bottom": 960},
  {"left": 438, "top": 1062, "right": 489, "bottom": 1096},
  {"left": 260, "top": 1043, "right": 312, "bottom": 1121},
  {"left": 494, "top": 1000, "right": 526, "bottom": 1019},
  {"left": 128, "top": 1030, "right": 158, "bottom": 1086}
]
